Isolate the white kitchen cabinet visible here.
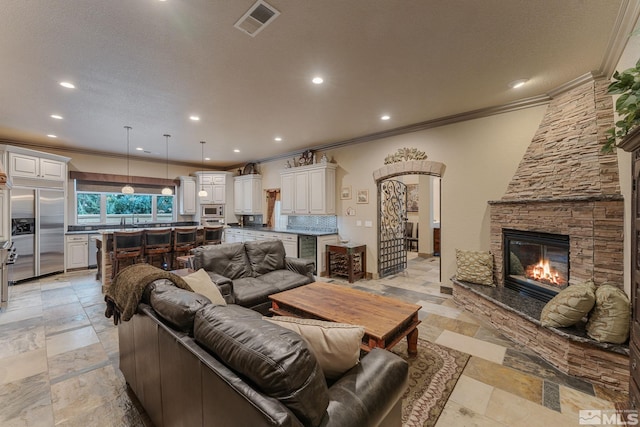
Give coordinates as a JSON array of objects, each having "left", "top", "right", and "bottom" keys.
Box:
[
  {"left": 274, "top": 232, "right": 298, "bottom": 258},
  {"left": 179, "top": 176, "right": 197, "bottom": 215},
  {"left": 9, "top": 153, "right": 66, "bottom": 181},
  {"left": 0, "top": 189, "right": 6, "bottom": 242},
  {"left": 66, "top": 235, "right": 89, "bottom": 270},
  {"left": 225, "top": 228, "right": 243, "bottom": 243},
  {"left": 196, "top": 173, "right": 226, "bottom": 204},
  {"left": 280, "top": 163, "right": 336, "bottom": 215},
  {"left": 233, "top": 175, "right": 262, "bottom": 214}
]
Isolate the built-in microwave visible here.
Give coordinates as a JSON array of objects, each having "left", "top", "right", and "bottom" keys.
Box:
[{"left": 201, "top": 204, "right": 224, "bottom": 218}]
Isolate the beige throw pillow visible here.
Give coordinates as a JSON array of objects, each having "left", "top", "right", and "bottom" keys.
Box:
[
  {"left": 182, "top": 269, "right": 227, "bottom": 306},
  {"left": 586, "top": 284, "right": 630, "bottom": 344},
  {"left": 540, "top": 280, "right": 596, "bottom": 328},
  {"left": 455, "top": 249, "right": 494, "bottom": 286},
  {"left": 265, "top": 316, "right": 365, "bottom": 380}
]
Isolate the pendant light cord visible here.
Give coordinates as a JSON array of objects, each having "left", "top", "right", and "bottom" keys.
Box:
[{"left": 125, "top": 126, "right": 132, "bottom": 184}]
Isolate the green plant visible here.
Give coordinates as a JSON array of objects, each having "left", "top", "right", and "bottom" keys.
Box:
[{"left": 604, "top": 57, "right": 640, "bottom": 153}]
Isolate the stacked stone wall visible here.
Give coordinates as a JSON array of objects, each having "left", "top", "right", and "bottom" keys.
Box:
[
  {"left": 490, "top": 198, "right": 624, "bottom": 288},
  {"left": 453, "top": 282, "right": 629, "bottom": 393}
]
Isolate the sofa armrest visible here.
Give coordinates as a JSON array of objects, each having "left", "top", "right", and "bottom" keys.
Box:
[
  {"left": 205, "top": 272, "right": 235, "bottom": 304},
  {"left": 285, "top": 257, "right": 315, "bottom": 280},
  {"left": 321, "top": 348, "right": 408, "bottom": 427}
]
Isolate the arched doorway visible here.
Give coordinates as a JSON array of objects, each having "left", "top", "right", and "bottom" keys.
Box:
[{"left": 373, "top": 157, "right": 445, "bottom": 278}]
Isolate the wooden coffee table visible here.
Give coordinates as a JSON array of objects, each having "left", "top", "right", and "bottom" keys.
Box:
[{"left": 269, "top": 282, "right": 422, "bottom": 355}]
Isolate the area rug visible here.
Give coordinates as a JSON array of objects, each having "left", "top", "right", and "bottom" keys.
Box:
[{"left": 392, "top": 338, "right": 470, "bottom": 427}]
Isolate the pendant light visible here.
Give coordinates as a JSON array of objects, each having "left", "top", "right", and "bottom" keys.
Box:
[
  {"left": 161, "top": 134, "right": 173, "bottom": 195},
  {"left": 198, "top": 141, "right": 208, "bottom": 197},
  {"left": 121, "top": 125, "right": 134, "bottom": 194}
]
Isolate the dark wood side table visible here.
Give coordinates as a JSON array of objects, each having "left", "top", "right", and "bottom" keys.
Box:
[{"left": 326, "top": 243, "right": 366, "bottom": 283}]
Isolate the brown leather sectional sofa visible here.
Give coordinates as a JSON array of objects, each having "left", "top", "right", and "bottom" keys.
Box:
[
  {"left": 190, "top": 240, "right": 316, "bottom": 314},
  {"left": 118, "top": 283, "right": 409, "bottom": 427}
]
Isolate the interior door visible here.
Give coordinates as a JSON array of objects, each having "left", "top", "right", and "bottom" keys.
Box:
[{"left": 378, "top": 179, "right": 407, "bottom": 277}]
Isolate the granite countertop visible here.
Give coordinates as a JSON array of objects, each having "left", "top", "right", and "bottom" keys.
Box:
[{"left": 226, "top": 225, "right": 338, "bottom": 236}]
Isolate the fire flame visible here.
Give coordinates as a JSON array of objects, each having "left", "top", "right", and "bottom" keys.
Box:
[{"left": 530, "top": 259, "right": 561, "bottom": 285}]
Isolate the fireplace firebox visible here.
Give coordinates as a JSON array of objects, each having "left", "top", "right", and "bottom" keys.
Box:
[{"left": 503, "top": 229, "right": 570, "bottom": 302}]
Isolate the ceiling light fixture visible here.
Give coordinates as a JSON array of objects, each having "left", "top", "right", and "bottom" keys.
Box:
[
  {"left": 509, "top": 79, "right": 528, "bottom": 89},
  {"left": 135, "top": 147, "right": 143, "bottom": 151},
  {"left": 381, "top": 115, "right": 390, "bottom": 121},
  {"left": 190, "top": 115, "right": 200, "bottom": 121},
  {"left": 50, "top": 114, "right": 63, "bottom": 120},
  {"left": 312, "top": 76, "right": 324, "bottom": 85},
  {"left": 161, "top": 134, "right": 173, "bottom": 196},
  {"left": 274, "top": 137, "right": 282, "bottom": 142},
  {"left": 122, "top": 126, "right": 134, "bottom": 194},
  {"left": 59, "top": 81, "right": 75, "bottom": 89},
  {"left": 46, "top": 134, "right": 57, "bottom": 138},
  {"left": 233, "top": 149, "right": 240, "bottom": 153},
  {"left": 198, "top": 141, "right": 208, "bottom": 198}
]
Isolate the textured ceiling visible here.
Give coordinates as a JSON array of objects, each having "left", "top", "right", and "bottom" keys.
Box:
[{"left": 0, "top": 0, "right": 637, "bottom": 168}]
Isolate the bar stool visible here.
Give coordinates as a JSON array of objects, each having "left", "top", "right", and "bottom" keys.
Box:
[
  {"left": 203, "top": 226, "right": 223, "bottom": 245},
  {"left": 144, "top": 228, "right": 173, "bottom": 270},
  {"left": 111, "top": 230, "right": 144, "bottom": 278},
  {"left": 173, "top": 227, "right": 198, "bottom": 269}
]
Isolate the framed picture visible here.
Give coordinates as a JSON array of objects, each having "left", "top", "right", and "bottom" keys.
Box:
[
  {"left": 407, "top": 184, "right": 419, "bottom": 212},
  {"left": 341, "top": 186, "right": 352, "bottom": 200},
  {"left": 356, "top": 189, "right": 369, "bottom": 204}
]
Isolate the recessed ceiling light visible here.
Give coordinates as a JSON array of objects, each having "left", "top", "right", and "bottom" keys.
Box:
[
  {"left": 381, "top": 115, "right": 390, "bottom": 121},
  {"left": 59, "top": 81, "right": 75, "bottom": 89},
  {"left": 189, "top": 115, "right": 200, "bottom": 121},
  {"left": 50, "top": 114, "right": 63, "bottom": 120},
  {"left": 234, "top": 149, "right": 240, "bottom": 153},
  {"left": 312, "top": 76, "right": 324, "bottom": 85},
  {"left": 204, "top": 157, "right": 210, "bottom": 161},
  {"left": 136, "top": 147, "right": 143, "bottom": 151},
  {"left": 46, "top": 134, "right": 57, "bottom": 138},
  {"left": 508, "top": 79, "right": 528, "bottom": 89},
  {"left": 274, "top": 137, "right": 282, "bottom": 142}
]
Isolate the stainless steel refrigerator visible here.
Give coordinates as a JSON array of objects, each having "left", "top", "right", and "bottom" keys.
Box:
[{"left": 10, "top": 187, "right": 64, "bottom": 282}]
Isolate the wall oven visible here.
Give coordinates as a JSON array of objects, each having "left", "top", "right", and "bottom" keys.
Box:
[
  {"left": 201, "top": 204, "right": 225, "bottom": 226},
  {"left": 201, "top": 204, "right": 224, "bottom": 218}
]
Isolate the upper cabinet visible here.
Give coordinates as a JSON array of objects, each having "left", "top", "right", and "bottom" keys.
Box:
[
  {"left": 234, "top": 174, "right": 262, "bottom": 214},
  {"left": 9, "top": 152, "right": 66, "bottom": 181},
  {"left": 197, "top": 172, "right": 226, "bottom": 204},
  {"left": 179, "top": 176, "right": 197, "bottom": 215},
  {"left": 280, "top": 163, "right": 336, "bottom": 215}
]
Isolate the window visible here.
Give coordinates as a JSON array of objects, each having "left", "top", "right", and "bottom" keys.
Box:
[{"left": 76, "top": 192, "right": 174, "bottom": 225}]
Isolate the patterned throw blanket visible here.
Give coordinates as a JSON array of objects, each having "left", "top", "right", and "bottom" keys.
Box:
[{"left": 104, "top": 263, "right": 191, "bottom": 325}]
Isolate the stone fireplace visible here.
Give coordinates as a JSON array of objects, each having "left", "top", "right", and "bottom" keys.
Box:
[
  {"left": 489, "top": 78, "right": 624, "bottom": 294},
  {"left": 453, "top": 78, "right": 629, "bottom": 393}
]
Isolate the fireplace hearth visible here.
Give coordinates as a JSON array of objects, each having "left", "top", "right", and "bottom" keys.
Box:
[{"left": 503, "top": 229, "right": 569, "bottom": 302}]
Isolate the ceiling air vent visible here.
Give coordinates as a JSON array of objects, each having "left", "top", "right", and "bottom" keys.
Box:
[{"left": 234, "top": 0, "right": 280, "bottom": 37}]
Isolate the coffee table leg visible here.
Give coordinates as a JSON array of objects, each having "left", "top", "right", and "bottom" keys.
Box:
[{"left": 407, "top": 328, "right": 419, "bottom": 356}]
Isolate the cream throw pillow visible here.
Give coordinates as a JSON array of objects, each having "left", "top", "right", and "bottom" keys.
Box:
[
  {"left": 455, "top": 249, "right": 494, "bottom": 286},
  {"left": 265, "top": 316, "right": 365, "bottom": 380},
  {"left": 540, "top": 280, "right": 596, "bottom": 328},
  {"left": 586, "top": 284, "right": 630, "bottom": 344},
  {"left": 182, "top": 269, "right": 227, "bottom": 306}
]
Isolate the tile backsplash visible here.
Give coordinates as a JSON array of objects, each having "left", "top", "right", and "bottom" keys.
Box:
[{"left": 287, "top": 215, "right": 337, "bottom": 232}]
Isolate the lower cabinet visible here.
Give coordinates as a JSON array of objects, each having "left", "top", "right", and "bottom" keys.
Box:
[{"left": 66, "top": 235, "right": 88, "bottom": 270}]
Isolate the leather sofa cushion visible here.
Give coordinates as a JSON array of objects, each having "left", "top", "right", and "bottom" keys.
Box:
[
  {"left": 245, "top": 240, "right": 286, "bottom": 276},
  {"left": 150, "top": 283, "right": 211, "bottom": 334},
  {"left": 194, "top": 305, "right": 330, "bottom": 427},
  {"left": 192, "top": 242, "right": 252, "bottom": 280},
  {"left": 258, "top": 270, "right": 312, "bottom": 291},
  {"left": 232, "top": 277, "right": 280, "bottom": 308}
]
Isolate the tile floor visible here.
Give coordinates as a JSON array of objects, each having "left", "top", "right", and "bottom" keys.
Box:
[{"left": 0, "top": 255, "right": 628, "bottom": 426}]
